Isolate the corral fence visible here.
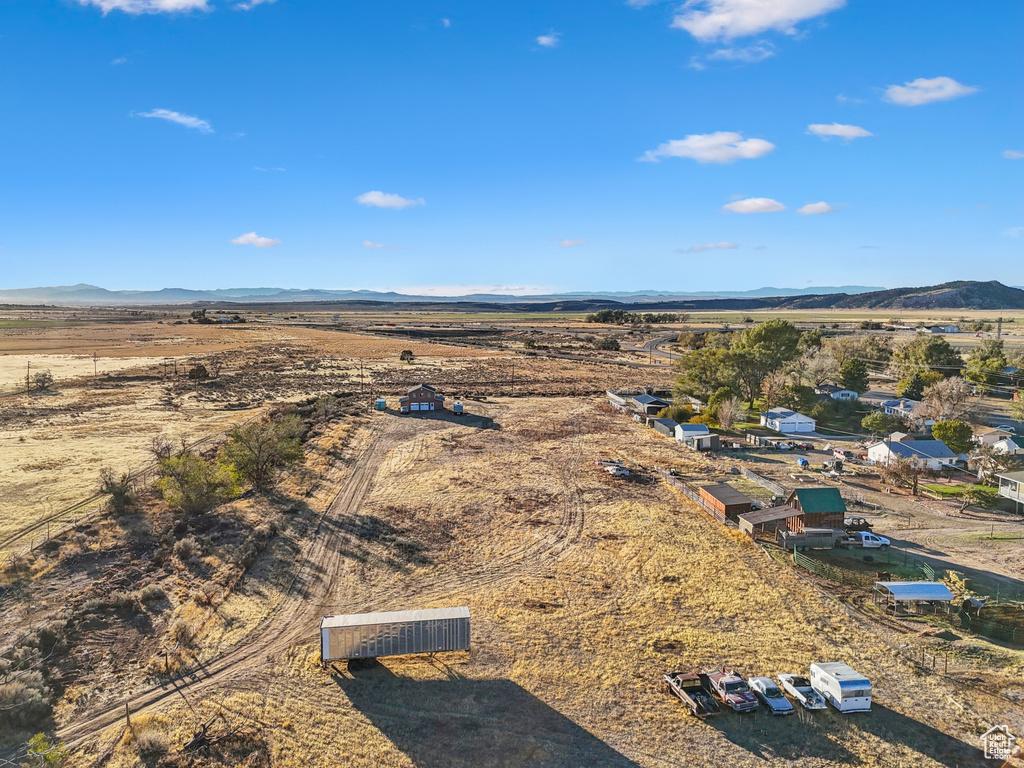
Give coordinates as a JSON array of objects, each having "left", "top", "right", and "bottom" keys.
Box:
[
  {"left": 792, "top": 551, "right": 875, "bottom": 589},
  {"left": 738, "top": 467, "right": 788, "bottom": 497},
  {"left": 657, "top": 470, "right": 727, "bottom": 524},
  {"left": 953, "top": 609, "right": 1021, "bottom": 645}
]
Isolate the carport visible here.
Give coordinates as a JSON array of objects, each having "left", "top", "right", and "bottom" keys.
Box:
[
  {"left": 738, "top": 505, "right": 802, "bottom": 539},
  {"left": 873, "top": 581, "right": 954, "bottom": 616}
]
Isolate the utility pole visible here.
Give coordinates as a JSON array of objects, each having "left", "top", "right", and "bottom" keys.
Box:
[
  {"left": 93, "top": 351, "right": 98, "bottom": 378},
  {"left": 26, "top": 361, "right": 30, "bottom": 394},
  {"left": 997, "top": 317, "right": 1003, "bottom": 339},
  {"left": 511, "top": 360, "right": 515, "bottom": 395}
]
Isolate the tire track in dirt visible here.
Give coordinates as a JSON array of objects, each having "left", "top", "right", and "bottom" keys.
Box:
[{"left": 56, "top": 417, "right": 400, "bottom": 747}]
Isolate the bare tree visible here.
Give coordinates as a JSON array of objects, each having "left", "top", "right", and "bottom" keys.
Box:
[
  {"left": 760, "top": 372, "right": 789, "bottom": 410},
  {"left": 715, "top": 397, "right": 741, "bottom": 431},
  {"left": 877, "top": 455, "right": 927, "bottom": 495},
  {"left": 919, "top": 376, "right": 975, "bottom": 423},
  {"left": 149, "top": 435, "right": 176, "bottom": 461}
]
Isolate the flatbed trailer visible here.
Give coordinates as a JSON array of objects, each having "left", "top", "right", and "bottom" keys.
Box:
[{"left": 664, "top": 672, "right": 720, "bottom": 717}]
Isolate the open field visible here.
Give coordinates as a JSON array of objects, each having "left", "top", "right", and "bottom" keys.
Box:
[{"left": 1, "top": 307, "right": 1022, "bottom": 768}]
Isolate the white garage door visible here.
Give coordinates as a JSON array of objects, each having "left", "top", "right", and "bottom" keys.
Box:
[{"left": 411, "top": 403, "right": 422, "bottom": 411}]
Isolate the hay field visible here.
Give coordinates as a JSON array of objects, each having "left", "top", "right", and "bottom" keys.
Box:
[{"left": 88, "top": 398, "right": 1022, "bottom": 768}]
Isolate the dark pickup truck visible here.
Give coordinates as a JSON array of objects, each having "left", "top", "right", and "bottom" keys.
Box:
[
  {"left": 664, "top": 671, "right": 720, "bottom": 717},
  {"left": 705, "top": 667, "right": 759, "bottom": 712}
]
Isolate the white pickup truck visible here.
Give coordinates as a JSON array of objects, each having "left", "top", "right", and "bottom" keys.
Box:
[{"left": 837, "top": 531, "right": 890, "bottom": 550}]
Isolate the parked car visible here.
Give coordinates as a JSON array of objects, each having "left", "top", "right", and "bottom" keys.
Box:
[
  {"left": 705, "top": 668, "right": 759, "bottom": 712},
  {"left": 777, "top": 674, "right": 827, "bottom": 710},
  {"left": 664, "top": 672, "right": 720, "bottom": 717},
  {"left": 748, "top": 677, "right": 794, "bottom": 715},
  {"left": 833, "top": 448, "right": 854, "bottom": 460},
  {"left": 995, "top": 424, "right": 1017, "bottom": 434},
  {"left": 837, "top": 531, "right": 890, "bottom": 549}
]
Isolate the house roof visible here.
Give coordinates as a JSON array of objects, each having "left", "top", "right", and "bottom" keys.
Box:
[
  {"left": 976, "top": 426, "right": 1013, "bottom": 436},
  {"left": 650, "top": 418, "right": 678, "bottom": 430},
  {"left": 885, "top": 440, "right": 956, "bottom": 461},
  {"left": 881, "top": 398, "right": 919, "bottom": 410},
  {"left": 789, "top": 487, "right": 847, "bottom": 514},
  {"left": 997, "top": 470, "right": 1024, "bottom": 483},
  {"left": 408, "top": 383, "right": 437, "bottom": 393},
  {"left": 816, "top": 384, "right": 853, "bottom": 394},
  {"left": 889, "top": 432, "right": 911, "bottom": 441},
  {"left": 738, "top": 505, "right": 801, "bottom": 526},
  {"left": 675, "top": 423, "right": 711, "bottom": 435},
  {"left": 698, "top": 483, "right": 755, "bottom": 507},
  {"left": 762, "top": 408, "right": 814, "bottom": 422},
  {"left": 875, "top": 581, "right": 954, "bottom": 602},
  {"left": 633, "top": 393, "right": 669, "bottom": 406}
]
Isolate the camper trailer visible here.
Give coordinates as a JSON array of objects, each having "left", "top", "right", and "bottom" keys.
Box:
[{"left": 809, "top": 662, "right": 871, "bottom": 713}]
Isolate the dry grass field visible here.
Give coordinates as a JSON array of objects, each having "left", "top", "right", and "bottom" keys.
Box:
[
  {"left": 32, "top": 398, "right": 1017, "bottom": 768},
  {"left": 1, "top": 309, "right": 1022, "bottom": 768}
]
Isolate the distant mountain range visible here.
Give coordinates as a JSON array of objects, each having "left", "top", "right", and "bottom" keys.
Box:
[
  {"left": 1, "top": 281, "right": 1023, "bottom": 310},
  {"left": 0, "top": 283, "right": 885, "bottom": 306}
]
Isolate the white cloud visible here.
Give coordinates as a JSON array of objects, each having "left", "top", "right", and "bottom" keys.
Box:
[
  {"left": 807, "top": 122, "right": 873, "bottom": 140},
  {"left": 536, "top": 32, "right": 560, "bottom": 47},
  {"left": 231, "top": 232, "right": 281, "bottom": 248},
  {"left": 77, "top": 0, "right": 209, "bottom": 13},
  {"left": 1003, "top": 150, "right": 1024, "bottom": 160},
  {"left": 1005, "top": 227, "right": 1024, "bottom": 238},
  {"left": 254, "top": 166, "right": 286, "bottom": 172},
  {"left": 686, "top": 242, "right": 739, "bottom": 252},
  {"left": 362, "top": 241, "right": 386, "bottom": 249},
  {"left": 559, "top": 239, "right": 588, "bottom": 247},
  {"left": 442, "top": 17, "right": 451, "bottom": 27},
  {"left": 883, "top": 76, "right": 978, "bottom": 106},
  {"left": 796, "top": 201, "right": 835, "bottom": 215},
  {"left": 835, "top": 94, "right": 865, "bottom": 105},
  {"left": 707, "top": 42, "right": 774, "bottom": 62},
  {"left": 138, "top": 109, "right": 213, "bottom": 133},
  {"left": 356, "top": 191, "right": 425, "bottom": 209},
  {"left": 111, "top": 56, "right": 129, "bottom": 65},
  {"left": 235, "top": 0, "right": 275, "bottom": 8},
  {"left": 642, "top": 131, "right": 775, "bottom": 164},
  {"left": 671, "top": 0, "right": 846, "bottom": 41},
  {"left": 723, "top": 197, "right": 785, "bottom": 213}
]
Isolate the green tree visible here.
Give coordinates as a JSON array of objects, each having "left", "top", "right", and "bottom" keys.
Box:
[
  {"left": 930, "top": 420, "right": 973, "bottom": 455},
  {"left": 594, "top": 337, "right": 620, "bottom": 351},
  {"left": 222, "top": 415, "right": 305, "bottom": 490},
  {"left": 798, "top": 329, "right": 823, "bottom": 353},
  {"left": 706, "top": 386, "right": 735, "bottom": 417},
  {"left": 23, "top": 734, "right": 69, "bottom": 768},
  {"left": 839, "top": 358, "right": 870, "bottom": 394},
  {"left": 731, "top": 320, "right": 803, "bottom": 406},
  {"left": 157, "top": 452, "right": 237, "bottom": 514},
  {"left": 896, "top": 371, "right": 941, "bottom": 399},
  {"left": 965, "top": 339, "right": 1007, "bottom": 392},
  {"left": 674, "top": 348, "right": 736, "bottom": 402},
  {"left": 32, "top": 371, "right": 55, "bottom": 392},
  {"left": 1011, "top": 397, "right": 1024, "bottom": 423},
  {"left": 891, "top": 335, "right": 964, "bottom": 378},
  {"left": 861, "top": 411, "right": 903, "bottom": 435},
  {"left": 657, "top": 404, "right": 693, "bottom": 423},
  {"left": 400, "top": 349, "right": 414, "bottom": 362},
  {"left": 99, "top": 467, "right": 135, "bottom": 514}
]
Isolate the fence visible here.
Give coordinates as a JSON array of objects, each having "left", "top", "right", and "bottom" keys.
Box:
[
  {"left": 792, "top": 551, "right": 875, "bottom": 588},
  {"left": 657, "top": 470, "right": 727, "bottom": 523},
  {"left": 738, "top": 467, "right": 789, "bottom": 497},
  {"left": 954, "top": 608, "right": 1022, "bottom": 645}
]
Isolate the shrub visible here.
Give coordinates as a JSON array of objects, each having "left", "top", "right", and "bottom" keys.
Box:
[
  {"left": 0, "top": 673, "right": 51, "bottom": 729},
  {"left": 173, "top": 536, "right": 201, "bottom": 561},
  {"left": 134, "top": 728, "right": 169, "bottom": 757},
  {"left": 222, "top": 416, "right": 305, "bottom": 491},
  {"left": 169, "top": 619, "right": 196, "bottom": 647},
  {"left": 137, "top": 584, "right": 166, "bottom": 603}
]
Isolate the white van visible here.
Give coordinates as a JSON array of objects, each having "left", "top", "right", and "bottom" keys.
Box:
[{"left": 809, "top": 662, "right": 871, "bottom": 713}]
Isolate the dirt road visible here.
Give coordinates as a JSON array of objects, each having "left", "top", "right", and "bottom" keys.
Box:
[{"left": 57, "top": 418, "right": 401, "bottom": 746}]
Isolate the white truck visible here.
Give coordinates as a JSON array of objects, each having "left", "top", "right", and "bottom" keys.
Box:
[
  {"left": 809, "top": 662, "right": 871, "bottom": 713},
  {"left": 837, "top": 531, "right": 890, "bottom": 550}
]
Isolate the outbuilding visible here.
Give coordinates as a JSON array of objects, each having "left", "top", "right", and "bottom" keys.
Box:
[
  {"left": 872, "top": 581, "right": 954, "bottom": 616},
  {"left": 760, "top": 408, "right": 816, "bottom": 433},
  {"left": 632, "top": 393, "right": 670, "bottom": 415},
  {"left": 400, "top": 384, "right": 445, "bottom": 413},
  {"left": 698, "top": 483, "right": 755, "bottom": 520},
  {"left": 738, "top": 505, "right": 802, "bottom": 539},
  {"left": 320, "top": 607, "right": 471, "bottom": 662},
  {"left": 785, "top": 487, "right": 846, "bottom": 530},
  {"left": 650, "top": 417, "right": 678, "bottom": 438}
]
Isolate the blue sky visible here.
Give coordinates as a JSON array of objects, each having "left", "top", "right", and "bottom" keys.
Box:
[{"left": 0, "top": 0, "right": 1021, "bottom": 294}]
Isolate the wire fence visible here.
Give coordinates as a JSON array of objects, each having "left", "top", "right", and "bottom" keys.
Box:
[{"left": 657, "top": 470, "right": 727, "bottom": 524}]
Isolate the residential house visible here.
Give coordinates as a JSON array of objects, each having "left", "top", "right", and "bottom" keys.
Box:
[
  {"left": 815, "top": 384, "right": 859, "bottom": 401},
  {"left": 679, "top": 394, "right": 706, "bottom": 413},
  {"left": 927, "top": 325, "right": 959, "bottom": 334},
  {"left": 991, "top": 435, "right": 1024, "bottom": 457},
  {"left": 632, "top": 393, "right": 670, "bottom": 415},
  {"left": 399, "top": 384, "right": 445, "bottom": 413},
  {"left": 879, "top": 398, "right": 934, "bottom": 429},
  {"left": 784, "top": 487, "right": 847, "bottom": 530},
  {"left": 866, "top": 439, "right": 957, "bottom": 471},
  {"left": 760, "top": 408, "right": 816, "bottom": 433},
  {"left": 973, "top": 427, "right": 1015, "bottom": 448},
  {"left": 995, "top": 470, "right": 1024, "bottom": 513},
  {"left": 649, "top": 418, "right": 678, "bottom": 438}
]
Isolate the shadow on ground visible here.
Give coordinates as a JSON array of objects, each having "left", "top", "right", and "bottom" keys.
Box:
[
  {"left": 709, "top": 701, "right": 985, "bottom": 767},
  {"left": 331, "top": 661, "right": 638, "bottom": 768},
  {"left": 387, "top": 409, "right": 500, "bottom": 431}
]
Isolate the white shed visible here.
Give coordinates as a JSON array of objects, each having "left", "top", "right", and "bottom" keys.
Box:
[{"left": 760, "top": 408, "right": 816, "bottom": 433}]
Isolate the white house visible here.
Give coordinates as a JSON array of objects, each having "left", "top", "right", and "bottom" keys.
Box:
[
  {"left": 991, "top": 436, "right": 1024, "bottom": 457},
  {"left": 973, "top": 427, "right": 1015, "bottom": 448},
  {"left": 879, "top": 398, "right": 934, "bottom": 429},
  {"left": 866, "top": 439, "right": 957, "bottom": 471},
  {"left": 815, "top": 384, "right": 859, "bottom": 401},
  {"left": 760, "top": 408, "right": 816, "bottom": 433},
  {"left": 996, "top": 471, "right": 1024, "bottom": 513}
]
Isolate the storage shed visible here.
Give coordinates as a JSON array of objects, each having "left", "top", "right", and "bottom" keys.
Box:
[
  {"left": 698, "top": 483, "right": 755, "bottom": 520},
  {"left": 650, "top": 417, "right": 678, "bottom": 438},
  {"left": 738, "top": 505, "right": 802, "bottom": 539},
  {"left": 632, "top": 393, "right": 670, "bottom": 415},
  {"left": 873, "top": 581, "right": 954, "bottom": 616},
  {"left": 785, "top": 487, "right": 847, "bottom": 530},
  {"left": 320, "top": 607, "right": 470, "bottom": 662}
]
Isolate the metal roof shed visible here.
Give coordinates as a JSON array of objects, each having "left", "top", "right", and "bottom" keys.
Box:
[
  {"left": 873, "top": 581, "right": 954, "bottom": 616},
  {"left": 320, "top": 607, "right": 470, "bottom": 662},
  {"left": 738, "top": 505, "right": 802, "bottom": 538}
]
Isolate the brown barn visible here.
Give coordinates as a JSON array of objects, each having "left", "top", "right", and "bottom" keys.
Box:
[
  {"left": 785, "top": 487, "right": 846, "bottom": 530},
  {"left": 400, "top": 384, "right": 445, "bottom": 413},
  {"left": 698, "top": 483, "right": 755, "bottom": 520}
]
